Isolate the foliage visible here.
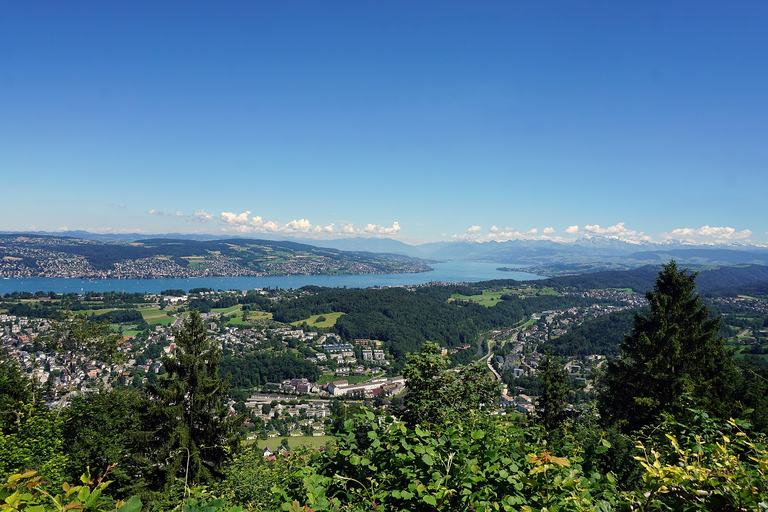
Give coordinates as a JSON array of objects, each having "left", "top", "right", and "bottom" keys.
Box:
[
  {"left": 0, "top": 468, "right": 142, "bottom": 512},
  {"left": 59, "top": 389, "right": 150, "bottom": 496},
  {"left": 401, "top": 341, "right": 499, "bottom": 428},
  {"left": 598, "top": 261, "right": 740, "bottom": 433},
  {"left": 0, "top": 357, "right": 66, "bottom": 489},
  {"left": 0, "top": 403, "right": 68, "bottom": 490},
  {"left": 632, "top": 417, "right": 768, "bottom": 511},
  {"left": 216, "top": 446, "right": 310, "bottom": 510},
  {"left": 283, "top": 409, "right": 618, "bottom": 512}
]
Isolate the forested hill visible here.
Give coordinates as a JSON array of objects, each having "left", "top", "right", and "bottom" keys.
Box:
[
  {"left": 541, "top": 263, "right": 768, "bottom": 295},
  {"left": 271, "top": 285, "right": 607, "bottom": 369},
  {"left": 0, "top": 234, "right": 430, "bottom": 278}
]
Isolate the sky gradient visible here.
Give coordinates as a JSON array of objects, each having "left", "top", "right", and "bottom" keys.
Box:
[{"left": 2, "top": 1, "right": 766, "bottom": 245}]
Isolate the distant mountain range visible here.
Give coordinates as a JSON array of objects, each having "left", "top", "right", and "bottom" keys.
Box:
[{"left": 5, "top": 230, "right": 767, "bottom": 275}]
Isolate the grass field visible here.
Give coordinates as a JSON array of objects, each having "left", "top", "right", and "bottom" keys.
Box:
[
  {"left": 140, "top": 308, "right": 174, "bottom": 326},
  {"left": 451, "top": 286, "right": 560, "bottom": 307},
  {"left": 79, "top": 308, "right": 119, "bottom": 316},
  {"left": 212, "top": 305, "right": 243, "bottom": 316},
  {"left": 248, "top": 435, "right": 334, "bottom": 451},
  {"left": 182, "top": 256, "right": 208, "bottom": 268},
  {"left": 292, "top": 311, "right": 345, "bottom": 328},
  {"left": 315, "top": 371, "right": 386, "bottom": 386}
]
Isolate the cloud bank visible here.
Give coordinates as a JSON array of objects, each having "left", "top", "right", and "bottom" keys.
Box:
[
  {"left": 218, "top": 211, "right": 401, "bottom": 238},
  {"left": 663, "top": 225, "right": 752, "bottom": 242}
]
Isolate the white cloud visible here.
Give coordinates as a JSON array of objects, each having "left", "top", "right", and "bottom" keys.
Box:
[
  {"left": 565, "top": 225, "right": 579, "bottom": 234},
  {"left": 221, "top": 211, "right": 252, "bottom": 225},
  {"left": 284, "top": 219, "right": 313, "bottom": 232},
  {"left": 450, "top": 225, "right": 556, "bottom": 242},
  {"left": 664, "top": 225, "right": 752, "bottom": 241},
  {"left": 363, "top": 221, "right": 401, "bottom": 235},
  {"left": 217, "top": 212, "right": 401, "bottom": 238},
  {"left": 148, "top": 209, "right": 163, "bottom": 216},
  {"left": 583, "top": 223, "right": 637, "bottom": 236},
  {"left": 117, "top": 204, "right": 127, "bottom": 208},
  {"left": 192, "top": 209, "right": 214, "bottom": 222}
]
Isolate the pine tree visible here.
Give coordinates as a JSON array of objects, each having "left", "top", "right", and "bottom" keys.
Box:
[
  {"left": 536, "top": 349, "right": 569, "bottom": 433},
  {"left": 144, "top": 310, "right": 240, "bottom": 491},
  {"left": 598, "top": 261, "right": 738, "bottom": 432}
]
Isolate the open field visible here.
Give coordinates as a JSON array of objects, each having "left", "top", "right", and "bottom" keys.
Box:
[
  {"left": 182, "top": 256, "right": 208, "bottom": 268},
  {"left": 247, "top": 435, "right": 334, "bottom": 451},
  {"left": 140, "top": 308, "right": 174, "bottom": 326},
  {"left": 78, "top": 308, "right": 119, "bottom": 316},
  {"left": 212, "top": 305, "right": 243, "bottom": 316},
  {"left": 316, "top": 371, "right": 383, "bottom": 386},
  {"left": 450, "top": 286, "right": 561, "bottom": 307},
  {"left": 244, "top": 311, "right": 273, "bottom": 321},
  {"left": 291, "top": 311, "right": 346, "bottom": 328}
]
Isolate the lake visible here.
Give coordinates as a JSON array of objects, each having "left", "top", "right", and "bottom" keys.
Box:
[{"left": 0, "top": 261, "right": 544, "bottom": 295}]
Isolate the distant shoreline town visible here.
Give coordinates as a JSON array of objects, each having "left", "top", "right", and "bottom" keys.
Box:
[{"left": 0, "top": 234, "right": 431, "bottom": 280}]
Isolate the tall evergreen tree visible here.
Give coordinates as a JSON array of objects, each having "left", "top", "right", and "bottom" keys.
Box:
[
  {"left": 144, "top": 310, "right": 240, "bottom": 491},
  {"left": 536, "top": 349, "right": 569, "bottom": 433},
  {"left": 597, "top": 261, "right": 738, "bottom": 432}
]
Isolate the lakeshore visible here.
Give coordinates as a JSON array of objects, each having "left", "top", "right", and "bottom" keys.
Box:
[{"left": 0, "top": 261, "right": 544, "bottom": 295}]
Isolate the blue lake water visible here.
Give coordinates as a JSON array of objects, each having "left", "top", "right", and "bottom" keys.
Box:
[{"left": 0, "top": 261, "right": 544, "bottom": 295}]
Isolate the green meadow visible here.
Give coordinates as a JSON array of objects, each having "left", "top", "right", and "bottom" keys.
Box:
[
  {"left": 248, "top": 435, "right": 333, "bottom": 451},
  {"left": 451, "top": 286, "right": 561, "bottom": 307},
  {"left": 291, "top": 311, "right": 345, "bottom": 328},
  {"left": 140, "top": 308, "right": 175, "bottom": 326}
]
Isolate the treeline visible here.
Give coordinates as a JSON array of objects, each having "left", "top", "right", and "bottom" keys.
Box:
[
  {"left": 544, "top": 309, "right": 638, "bottom": 356},
  {"left": 220, "top": 352, "right": 320, "bottom": 387},
  {"left": 540, "top": 263, "right": 768, "bottom": 295},
  {"left": 91, "top": 309, "right": 144, "bottom": 324}
]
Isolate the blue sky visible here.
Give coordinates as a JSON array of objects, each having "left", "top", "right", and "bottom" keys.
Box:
[{"left": 2, "top": 1, "right": 766, "bottom": 245}]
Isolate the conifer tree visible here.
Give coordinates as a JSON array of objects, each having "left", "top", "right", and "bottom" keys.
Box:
[
  {"left": 144, "top": 310, "right": 239, "bottom": 491},
  {"left": 537, "top": 349, "right": 569, "bottom": 433},
  {"left": 598, "top": 261, "right": 738, "bottom": 432}
]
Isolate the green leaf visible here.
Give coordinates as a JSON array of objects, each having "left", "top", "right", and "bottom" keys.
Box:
[
  {"left": 423, "top": 495, "right": 437, "bottom": 506},
  {"left": 422, "top": 454, "right": 434, "bottom": 466},
  {"left": 77, "top": 486, "right": 91, "bottom": 502},
  {"left": 471, "top": 430, "right": 485, "bottom": 440},
  {"left": 117, "top": 496, "right": 143, "bottom": 512}
]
